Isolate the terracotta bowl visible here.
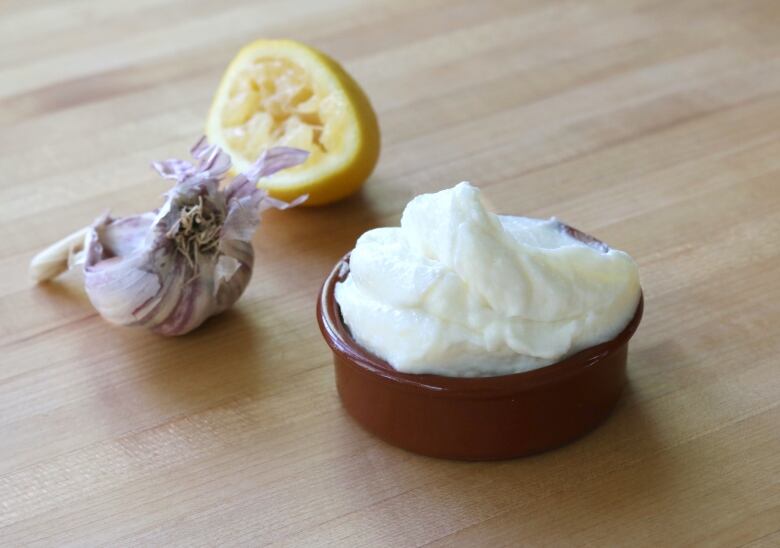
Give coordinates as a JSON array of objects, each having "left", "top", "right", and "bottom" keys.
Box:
[{"left": 317, "top": 234, "right": 643, "bottom": 460}]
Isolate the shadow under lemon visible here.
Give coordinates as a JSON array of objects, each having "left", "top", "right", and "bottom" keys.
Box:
[{"left": 254, "top": 175, "right": 412, "bottom": 275}]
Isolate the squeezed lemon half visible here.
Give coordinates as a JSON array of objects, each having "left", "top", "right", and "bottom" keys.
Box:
[{"left": 206, "top": 39, "right": 380, "bottom": 206}]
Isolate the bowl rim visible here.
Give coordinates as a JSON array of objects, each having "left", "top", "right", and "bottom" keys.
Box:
[{"left": 318, "top": 245, "right": 643, "bottom": 399}]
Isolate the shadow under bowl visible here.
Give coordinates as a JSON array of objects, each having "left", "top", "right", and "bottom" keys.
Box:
[{"left": 317, "top": 241, "right": 643, "bottom": 461}]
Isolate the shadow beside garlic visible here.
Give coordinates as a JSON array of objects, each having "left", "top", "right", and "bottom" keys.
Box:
[{"left": 114, "top": 308, "right": 269, "bottom": 409}]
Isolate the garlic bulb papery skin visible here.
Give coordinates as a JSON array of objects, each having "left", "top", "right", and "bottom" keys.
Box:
[{"left": 29, "top": 138, "right": 308, "bottom": 335}]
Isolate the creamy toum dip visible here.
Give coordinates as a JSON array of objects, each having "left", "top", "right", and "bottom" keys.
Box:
[{"left": 335, "top": 183, "right": 641, "bottom": 377}]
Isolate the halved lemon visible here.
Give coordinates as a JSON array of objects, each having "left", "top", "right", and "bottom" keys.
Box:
[{"left": 206, "top": 39, "right": 380, "bottom": 206}]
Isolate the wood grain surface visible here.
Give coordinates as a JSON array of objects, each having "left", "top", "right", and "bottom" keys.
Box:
[{"left": 2, "top": 0, "right": 779, "bottom": 545}]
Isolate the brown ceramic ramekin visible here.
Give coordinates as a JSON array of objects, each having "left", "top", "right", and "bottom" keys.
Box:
[{"left": 318, "top": 235, "right": 643, "bottom": 460}]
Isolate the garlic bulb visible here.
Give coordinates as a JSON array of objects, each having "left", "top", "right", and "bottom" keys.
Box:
[{"left": 30, "top": 138, "right": 308, "bottom": 335}]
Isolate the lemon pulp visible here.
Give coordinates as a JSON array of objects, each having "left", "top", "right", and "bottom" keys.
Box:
[{"left": 207, "top": 40, "right": 379, "bottom": 205}]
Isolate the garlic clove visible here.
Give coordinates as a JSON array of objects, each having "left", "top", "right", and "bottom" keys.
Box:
[{"left": 29, "top": 226, "right": 90, "bottom": 283}]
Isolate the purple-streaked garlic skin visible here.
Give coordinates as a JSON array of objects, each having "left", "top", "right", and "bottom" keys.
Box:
[{"left": 61, "top": 138, "right": 308, "bottom": 335}]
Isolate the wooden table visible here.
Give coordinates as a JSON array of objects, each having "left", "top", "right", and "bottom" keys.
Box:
[{"left": 2, "top": 0, "right": 779, "bottom": 545}]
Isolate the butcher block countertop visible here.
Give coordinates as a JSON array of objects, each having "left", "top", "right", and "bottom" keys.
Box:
[{"left": 2, "top": 0, "right": 779, "bottom": 545}]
